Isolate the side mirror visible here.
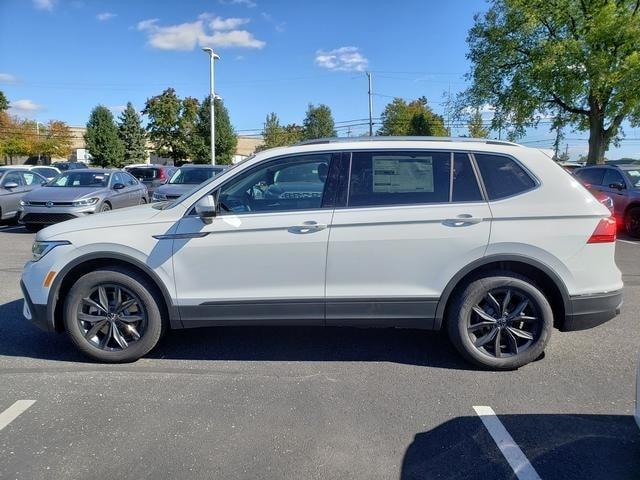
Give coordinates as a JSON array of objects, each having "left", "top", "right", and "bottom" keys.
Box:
[
  {"left": 113, "top": 183, "right": 126, "bottom": 190},
  {"left": 609, "top": 182, "right": 625, "bottom": 190},
  {"left": 195, "top": 195, "right": 217, "bottom": 223},
  {"left": 3, "top": 182, "right": 19, "bottom": 189}
]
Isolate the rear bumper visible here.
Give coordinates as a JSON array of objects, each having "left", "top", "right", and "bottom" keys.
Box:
[
  {"left": 562, "top": 289, "right": 623, "bottom": 331},
  {"left": 20, "top": 280, "right": 51, "bottom": 332}
]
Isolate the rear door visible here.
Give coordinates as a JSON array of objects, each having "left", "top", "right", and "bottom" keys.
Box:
[{"left": 325, "top": 151, "right": 491, "bottom": 327}]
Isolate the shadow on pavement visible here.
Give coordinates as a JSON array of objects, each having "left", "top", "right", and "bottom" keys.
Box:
[
  {"left": 0, "top": 298, "right": 476, "bottom": 369},
  {"left": 401, "top": 414, "right": 640, "bottom": 480}
]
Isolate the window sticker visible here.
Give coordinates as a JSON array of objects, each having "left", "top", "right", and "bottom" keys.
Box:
[{"left": 372, "top": 156, "right": 434, "bottom": 193}]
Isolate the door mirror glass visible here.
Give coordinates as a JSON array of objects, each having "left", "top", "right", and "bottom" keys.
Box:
[
  {"left": 609, "top": 182, "right": 625, "bottom": 190},
  {"left": 113, "top": 183, "right": 126, "bottom": 190},
  {"left": 3, "top": 182, "right": 19, "bottom": 189},
  {"left": 195, "top": 194, "right": 217, "bottom": 222}
]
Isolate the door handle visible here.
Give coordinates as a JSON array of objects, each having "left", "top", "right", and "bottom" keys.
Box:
[
  {"left": 443, "top": 214, "right": 483, "bottom": 227},
  {"left": 288, "top": 221, "right": 328, "bottom": 234}
]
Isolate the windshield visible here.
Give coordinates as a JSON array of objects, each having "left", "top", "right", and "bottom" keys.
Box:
[
  {"left": 47, "top": 171, "right": 110, "bottom": 188},
  {"left": 625, "top": 169, "right": 640, "bottom": 188},
  {"left": 169, "top": 167, "right": 223, "bottom": 185}
]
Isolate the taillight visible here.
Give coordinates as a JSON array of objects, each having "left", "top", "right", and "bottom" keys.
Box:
[
  {"left": 158, "top": 169, "right": 166, "bottom": 181},
  {"left": 587, "top": 217, "right": 617, "bottom": 243}
]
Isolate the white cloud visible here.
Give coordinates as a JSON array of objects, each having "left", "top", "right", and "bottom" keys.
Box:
[
  {"left": 0, "top": 73, "right": 17, "bottom": 84},
  {"left": 219, "top": 0, "right": 257, "bottom": 8},
  {"left": 10, "top": 99, "right": 44, "bottom": 113},
  {"left": 137, "top": 15, "right": 265, "bottom": 51},
  {"left": 209, "top": 16, "right": 249, "bottom": 30},
  {"left": 315, "top": 46, "right": 368, "bottom": 72},
  {"left": 97, "top": 12, "right": 116, "bottom": 21},
  {"left": 33, "top": 0, "right": 54, "bottom": 11}
]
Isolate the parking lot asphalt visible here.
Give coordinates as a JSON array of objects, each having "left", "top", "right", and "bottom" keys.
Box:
[{"left": 0, "top": 224, "right": 638, "bottom": 479}]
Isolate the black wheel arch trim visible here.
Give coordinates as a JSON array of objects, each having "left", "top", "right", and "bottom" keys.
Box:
[
  {"left": 46, "top": 252, "right": 180, "bottom": 332},
  {"left": 433, "top": 253, "right": 572, "bottom": 330}
]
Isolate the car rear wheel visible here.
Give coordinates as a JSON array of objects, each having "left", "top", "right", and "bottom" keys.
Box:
[
  {"left": 625, "top": 207, "right": 640, "bottom": 238},
  {"left": 63, "top": 267, "right": 165, "bottom": 362},
  {"left": 447, "top": 272, "right": 553, "bottom": 370}
]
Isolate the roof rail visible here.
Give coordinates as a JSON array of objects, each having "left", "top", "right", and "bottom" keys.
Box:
[{"left": 295, "top": 136, "right": 521, "bottom": 147}]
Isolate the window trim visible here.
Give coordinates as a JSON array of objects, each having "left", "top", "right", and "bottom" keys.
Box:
[
  {"left": 471, "top": 151, "right": 540, "bottom": 202},
  {"left": 184, "top": 151, "right": 341, "bottom": 217}
]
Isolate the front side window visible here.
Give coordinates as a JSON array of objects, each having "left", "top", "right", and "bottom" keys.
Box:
[
  {"left": 123, "top": 172, "right": 138, "bottom": 186},
  {"left": 475, "top": 153, "right": 536, "bottom": 200},
  {"left": 348, "top": 151, "right": 451, "bottom": 207},
  {"left": 603, "top": 169, "right": 625, "bottom": 187},
  {"left": 2, "top": 171, "right": 23, "bottom": 187},
  {"left": 21, "top": 172, "right": 43, "bottom": 186},
  {"left": 217, "top": 154, "right": 332, "bottom": 214}
]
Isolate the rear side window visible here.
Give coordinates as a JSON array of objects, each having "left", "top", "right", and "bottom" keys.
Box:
[
  {"left": 475, "top": 154, "right": 536, "bottom": 200},
  {"left": 575, "top": 168, "right": 605, "bottom": 186},
  {"left": 603, "top": 169, "right": 625, "bottom": 187},
  {"left": 452, "top": 153, "right": 483, "bottom": 202},
  {"left": 348, "top": 151, "right": 451, "bottom": 207}
]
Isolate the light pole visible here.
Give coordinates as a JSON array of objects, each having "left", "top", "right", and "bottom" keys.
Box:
[
  {"left": 35, "top": 121, "right": 44, "bottom": 165},
  {"left": 202, "top": 47, "right": 220, "bottom": 165}
]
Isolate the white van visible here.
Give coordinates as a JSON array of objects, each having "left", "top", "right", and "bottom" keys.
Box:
[{"left": 21, "top": 138, "right": 622, "bottom": 368}]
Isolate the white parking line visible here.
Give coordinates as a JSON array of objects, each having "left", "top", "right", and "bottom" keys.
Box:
[
  {"left": 0, "top": 400, "right": 36, "bottom": 431},
  {"left": 0, "top": 226, "right": 25, "bottom": 232},
  {"left": 473, "top": 406, "right": 541, "bottom": 480}
]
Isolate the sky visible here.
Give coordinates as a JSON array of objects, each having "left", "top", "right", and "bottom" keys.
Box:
[{"left": 1, "top": 0, "right": 639, "bottom": 160}]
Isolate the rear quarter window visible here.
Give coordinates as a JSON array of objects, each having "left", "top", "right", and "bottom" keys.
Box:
[{"left": 475, "top": 154, "right": 536, "bottom": 200}]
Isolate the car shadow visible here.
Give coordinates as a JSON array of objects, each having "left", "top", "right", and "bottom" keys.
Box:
[
  {"left": 400, "top": 413, "right": 640, "bottom": 479},
  {"left": 0, "top": 298, "right": 479, "bottom": 370}
]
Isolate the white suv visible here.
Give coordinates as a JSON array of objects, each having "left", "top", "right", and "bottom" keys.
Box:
[{"left": 20, "top": 138, "right": 623, "bottom": 369}]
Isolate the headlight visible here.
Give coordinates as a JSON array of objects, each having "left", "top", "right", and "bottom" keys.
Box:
[
  {"left": 72, "top": 197, "right": 99, "bottom": 207},
  {"left": 152, "top": 192, "right": 166, "bottom": 201},
  {"left": 32, "top": 240, "right": 71, "bottom": 262}
]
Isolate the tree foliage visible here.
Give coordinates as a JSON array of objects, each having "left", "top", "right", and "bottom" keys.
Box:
[
  {"left": 0, "top": 91, "right": 8, "bottom": 112},
  {"left": 192, "top": 96, "right": 237, "bottom": 164},
  {"left": 143, "top": 88, "right": 183, "bottom": 162},
  {"left": 467, "top": 108, "right": 490, "bottom": 138},
  {"left": 461, "top": 0, "right": 640, "bottom": 164},
  {"left": 37, "top": 120, "right": 73, "bottom": 160},
  {"left": 258, "top": 112, "right": 304, "bottom": 151},
  {"left": 118, "top": 102, "right": 147, "bottom": 165},
  {"left": 85, "top": 105, "right": 124, "bottom": 167},
  {"left": 302, "top": 104, "right": 336, "bottom": 140},
  {"left": 0, "top": 116, "right": 32, "bottom": 164},
  {"left": 378, "top": 97, "right": 447, "bottom": 136}
]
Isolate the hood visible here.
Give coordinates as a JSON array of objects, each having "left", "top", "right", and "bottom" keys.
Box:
[
  {"left": 154, "top": 183, "right": 194, "bottom": 197},
  {"left": 37, "top": 203, "right": 168, "bottom": 240},
  {"left": 24, "top": 185, "right": 108, "bottom": 203}
]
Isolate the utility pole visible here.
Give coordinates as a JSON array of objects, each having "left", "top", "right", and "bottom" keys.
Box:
[
  {"left": 366, "top": 72, "right": 373, "bottom": 136},
  {"left": 446, "top": 83, "right": 451, "bottom": 136},
  {"left": 202, "top": 48, "right": 220, "bottom": 165}
]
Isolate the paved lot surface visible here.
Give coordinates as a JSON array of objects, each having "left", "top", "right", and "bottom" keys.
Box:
[{"left": 0, "top": 224, "right": 638, "bottom": 479}]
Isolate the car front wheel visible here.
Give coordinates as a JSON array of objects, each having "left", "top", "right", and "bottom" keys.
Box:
[
  {"left": 447, "top": 272, "right": 553, "bottom": 370},
  {"left": 63, "top": 267, "right": 164, "bottom": 362}
]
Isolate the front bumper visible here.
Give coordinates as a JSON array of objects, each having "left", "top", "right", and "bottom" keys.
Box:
[
  {"left": 19, "top": 204, "right": 98, "bottom": 225},
  {"left": 562, "top": 289, "right": 623, "bottom": 331},
  {"left": 20, "top": 280, "right": 51, "bottom": 332}
]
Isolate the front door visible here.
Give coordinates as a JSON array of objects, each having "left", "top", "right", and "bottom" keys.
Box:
[
  {"left": 0, "top": 171, "right": 26, "bottom": 219},
  {"left": 325, "top": 150, "right": 492, "bottom": 327},
  {"left": 172, "top": 152, "right": 341, "bottom": 326}
]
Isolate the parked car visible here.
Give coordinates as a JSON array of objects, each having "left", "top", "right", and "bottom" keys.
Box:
[
  {"left": 52, "top": 162, "right": 88, "bottom": 171},
  {"left": 125, "top": 165, "right": 177, "bottom": 197},
  {"left": 151, "top": 165, "right": 227, "bottom": 202},
  {"left": 557, "top": 161, "right": 583, "bottom": 173},
  {"left": 0, "top": 167, "right": 47, "bottom": 223},
  {"left": 19, "top": 169, "right": 148, "bottom": 232},
  {"left": 574, "top": 164, "right": 640, "bottom": 237},
  {"left": 9, "top": 165, "right": 61, "bottom": 181},
  {"left": 20, "top": 138, "right": 622, "bottom": 367}
]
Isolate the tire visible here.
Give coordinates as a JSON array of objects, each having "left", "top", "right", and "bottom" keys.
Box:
[
  {"left": 139, "top": 197, "right": 147, "bottom": 205},
  {"left": 63, "top": 266, "right": 165, "bottom": 362},
  {"left": 625, "top": 206, "right": 640, "bottom": 238},
  {"left": 25, "top": 223, "right": 42, "bottom": 233},
  {"left": 447, "top": 271, "right": 553, "bottom": 370},
  {"left": 100, "top": 203, "right": 112, "bottom": 212}
]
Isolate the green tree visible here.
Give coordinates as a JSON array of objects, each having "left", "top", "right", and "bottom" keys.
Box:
[
  {"left": 461, "top": 0, "right": 640, "bottom": 164},
  {"left": 192, "top": 96, "right": 237, "bottom": 164},
  {"left": 378, "top": 97, "right": 447, "bottom": 136},
  {"left": 0, "top": 116, "right": 32, "bottom": 165},
  {"left": 118, "top": 102, "right": 147, "bottom": 165},
  {"left": 468, "top": 108, "right": 490, "bottom": 138},
  {"left": 84, "top": 105, "right": 124, "bottom": 167},
  {"left": 0, "top": 91, "right": 8, "bottom": 112},
  {"left": 143, "top": 88, "right": 183, "bottom": 163},
  {"left": 262, "top": 112, "right": 283, "bottom": 149},
  {"left": 302, "top": 104, "right": 336, "bottom": 140},
  {"left": 36, "top": 120, "right": 73, "bottom": 161}
]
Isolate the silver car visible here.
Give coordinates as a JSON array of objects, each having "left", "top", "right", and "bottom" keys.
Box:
[
  {"left": 19, "top": 169, "right": 148, "bottom": 232},
  {"left": 151, "top": 165, "right": 227, "bottom": 202},
  {"left": 0, "top": 167, "right": 47, "bottom": 224}
]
